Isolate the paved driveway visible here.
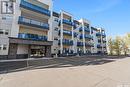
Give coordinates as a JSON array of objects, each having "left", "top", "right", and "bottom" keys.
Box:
[{"left": 0, "top": 57, "right": 130, "bottom": 87}]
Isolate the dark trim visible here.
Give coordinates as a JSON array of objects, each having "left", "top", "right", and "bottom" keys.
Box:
[
  {"left": 53, "top": 11, "right": 59, "bottom": 17},
  {"left": 9, "top": 37, "right": 53, "bottom": 46},
  {"left": 0, "top": 55, "right": 8, "bottom": 60}
]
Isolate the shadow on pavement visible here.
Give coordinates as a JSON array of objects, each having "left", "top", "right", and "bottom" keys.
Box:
[{"left": 0, "top": 56, "right": 128, "bottom": 74}]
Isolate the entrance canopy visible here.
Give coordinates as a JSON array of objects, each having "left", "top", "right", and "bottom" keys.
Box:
[{"left": 9, "top": 37, "right": 53, "bottom": 46}]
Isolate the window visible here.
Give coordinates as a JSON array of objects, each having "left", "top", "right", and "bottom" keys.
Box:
[
  {"left": 54, "top": 18, "right": 59, "bottom": 22},
  {"left": 5, "top": 30, "right": 9, "bottom": 35},
  {"left": 0, "top": 45, "right": 2, "bottom": 50},
  {"left": 0, "top": 29, "right": 9, "bottom": 35},
  {"left": 54, "top": 37, "right": 58, "bottom": 40},
  {"left": 1, "top": 1, "right": 14, "bottom": 14},
  {"left": 2, "top": 17, "right": 6, "bottom": 20},
  {"left": 54, "top": 27, "right": 58, "bottom": 31},
  {"left": 0, "top": 29, "right": 4, "bottom": 34},
  {"left": 0, "top": 44, "right": 7, "bottom": 50},
  {"left": 3, "top": 45, "right": 7, "bottom": 50}
]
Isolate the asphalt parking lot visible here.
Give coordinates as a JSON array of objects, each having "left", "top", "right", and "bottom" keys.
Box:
[
  {"left": 0, "top": 56, "right": 130, "bottom": 87},
  {"left": 0, "top": 55, "right": 119, "bottom": 73}
]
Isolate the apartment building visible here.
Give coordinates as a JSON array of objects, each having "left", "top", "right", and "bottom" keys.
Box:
[
  {"left": 91, "top": 27, "right": 107, "bottom": 54},
  {"left": 78, "top": 19, "right": 93, "bottom": 55},
  {"left": 0, "top": 0, "right": 107, "bottom": 59},
  {"left": 0, "top": 0, "right": 53, "bottom": 59},
  {"left": 51, "top": 13, "right": 107, "bottom": 56}
]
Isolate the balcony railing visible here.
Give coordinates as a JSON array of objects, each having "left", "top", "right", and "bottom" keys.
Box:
[
  {"left": 97, "top": 44, "right": 102, "bottom": 48},
  {"left": 74, "top": 32, "right": 78, "bottom": 37},
  {"left": 79, "top": 27, "right": 90, "bottom": 32},
  {"left": 63, "top": 30, "right": 72, "bottom": 36},
  {"left": 84, "top": 27, "right": 90, "bottom": 32},
  {"left": 80, "top": 34, "right": 92, "bottom": 39},
  {"left": 85, "top": 34, "right": 92, "bottom": 39},
  {"left": 103, "top": 40, "right": 107, "bottom": 43},
  {"left": 85, "top": 42, "right": 94, "bottom": 47},
  {"left": 58, "top": 39, "right": 73, "bottom": 46},
  {"left": 62, "top": 19, "right": 73, "bottom": 26},
  {"left": 96, "top": 32, "right": 102, "bottom": 36},
  {"left": 20, "top": 0, "right": 51, "bottom": 16},
  {"left": 18, "top": 33, "right": 47, "bottom": 41},
  {"left": 98, "top": 39, "right": 101, "bottom": 43},
  {"left": 77, "top": 42, "right": 84, "bottom": 46},
  {"left": 18, "top": 16, "right": 49, "bottom": 30},
  {"left": 96, "top": 32, "right": 106, "bottom": 37},
  {"left": 102, "top": 34, "right": 106, "bottom": 37}
]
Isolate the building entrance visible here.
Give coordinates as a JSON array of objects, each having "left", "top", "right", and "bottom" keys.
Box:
[{"left": 30, "top": 45, "right": 45, "bottom": 58}]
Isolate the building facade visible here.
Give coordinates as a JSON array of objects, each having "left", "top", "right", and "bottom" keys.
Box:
[
  {"left": 0, "top": 0, "right": 107, "bottom": 59},
  {"left": 0, "top": 0, "right": 53, "bottom": 59}
]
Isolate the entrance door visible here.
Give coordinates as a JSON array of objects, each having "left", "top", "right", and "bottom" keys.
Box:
[{"left": 30, "top": 46, "right": 45, "bottom": 58}]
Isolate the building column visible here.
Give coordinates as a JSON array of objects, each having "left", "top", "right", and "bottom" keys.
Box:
[
  {"left": 82, "top": 20, "right": 86, "bottom": 54},
  {"left": 45, "top": 46, "right": 51, "bottom": 57},
  {"left": 8, "top": 43, "right": 18, "bottom": 59},
  {"left": 60, "top": 11, "right": 63, "bottom": 54},
  {"left": 28, "top": 45, "right": 31, "bottom": 58},
  {"left": 72, "top": 17, "right": 75, "bottom": 54}
]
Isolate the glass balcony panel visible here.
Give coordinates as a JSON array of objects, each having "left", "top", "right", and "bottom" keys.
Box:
[
  {"left": 18, "top": 33, "right": 47, "bottom": 41},
  {"left": 20, "top": 0, "right": 50, "bottom": 16},
  {"left": 18, "top": 16, "right": 49, "bottom": 30}
]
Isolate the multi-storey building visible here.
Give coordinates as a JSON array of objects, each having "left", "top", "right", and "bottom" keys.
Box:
[
  {"left": 91, "top": 27, "right": 107, "bottom": 54},
  {"left": 78, "top": 19, "right": 93, "bottom": 55},
  {"left": 0, "top": 0, "right": 53, "bottom": 59},
  {"left": 0, "top": 0, "right": 107, "bottom": 59},
  {"left": 59, "top": 11, "right": 75, "bottom": 56}
]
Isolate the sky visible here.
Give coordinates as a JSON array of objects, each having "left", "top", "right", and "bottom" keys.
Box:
[{"left": 53, "top": 0, "right": 130, "bottom": 37}]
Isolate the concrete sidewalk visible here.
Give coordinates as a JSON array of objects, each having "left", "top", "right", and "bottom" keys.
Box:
[{"left": 0, "top": 57, "right": 130, "bottom": 87}]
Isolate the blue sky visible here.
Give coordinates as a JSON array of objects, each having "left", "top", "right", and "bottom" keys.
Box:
[{"left": 53, "top": 0, "right": 130, "bottom": 37}]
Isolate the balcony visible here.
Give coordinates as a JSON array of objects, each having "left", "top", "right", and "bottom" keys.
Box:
[
  {"left": 84, "top": 27, "right": 90, "bottom": 32},
  {"left": 74, "top": 32, "right": 78, "bottom": 37},
  {"left": 79, "top": 27, "right": 82, "bottom": 32},
  {"left": 62, "top": 19, "right": 73, "bottom": 26},
  {"left": 18, "top": 16, "right": 49, "bottom": 30},
  {"left": 59, "top": 39, "right": 73, "bottom": 46},
  {"left": 20, "top": 0, "right": 51, "bottom": 16},
  {"left": 77, "top": 42, "right": 84, "bottom": 46},
  {"left": 97, "top": 44, "right": 102, "bottom": 48},
  {"left": 98, "top": 39, "right": 101, "bottom": 43},
  {"left": 79, "top": 27, "right": 90, "bottom": 32},
  {"left": 102, "top": 33, "right": 106, "bottom": 37},
  {"left": 63, "top": 30, "right": 72, "bottom": 36},
  {"left": 80, "top": 34, "right": 92, "bottom": 39},
  {"left": 85, "top": 42, "right": 94, "bottom": 47},
  {"left": 103, "top": 39, "right": 107, "bottom": 43},
  {"left": 85, "top": 34, "right": 92, "bottom": 39},
  {"left": 96, "top": 32, "right": 102, "bottom": 36},
  {"left": 96, "top": 32, "right": 106, "bottom": 37},
  {"left": 18, "top": 33, "right": 47, "bottom": 41}
]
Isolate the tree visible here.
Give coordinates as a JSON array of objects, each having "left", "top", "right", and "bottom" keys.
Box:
[
  {"left": 107, "top": 37, "right": 114, "bottom": 55},
  {"left": 122, "top": 33, "right": 130, "bottom": 55},
  {"left": 113, "top": 36, "right": 122, "bottom": 56}
]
